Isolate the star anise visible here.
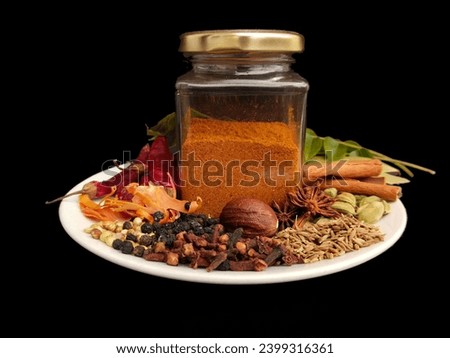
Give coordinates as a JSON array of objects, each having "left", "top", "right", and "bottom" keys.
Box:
[
  {"left": 272, "top": 200, "right": 297, "bottom": 230},
  {"left": 288, "top": 185, "right": 339, "bottom": 227}
]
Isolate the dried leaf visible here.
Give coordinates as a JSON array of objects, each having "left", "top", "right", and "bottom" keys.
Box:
[
  {"left": 304, "top": 128, "right": 323, "bottom": 162},
  {"left": 146, "top": 112, "right": 176, "bottom": 141},
  {"left": 345, "top": 140, "right": 373, "bottom": 158},
  {"left": 382, "top": 173, "right": 410, "bottom": 184},
  {"left": 324, "top": 136, "right": 347, "bottom": 162}
]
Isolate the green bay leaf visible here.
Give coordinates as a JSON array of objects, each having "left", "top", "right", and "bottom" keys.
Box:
[
  {"left": 324, "top": 136, "right": 347, "bottom": 161},
  {"left": 146, "top": 112, "right": 177, "bottom": 141},
  {"left": 382, "top": 172, "right": 411, "bottom": 184},
  {"left": 304, "top": 129, "right": 324, "bottom": 162},
  {"left": 344, "top": 140, "right": 373, "bottom": 158}
]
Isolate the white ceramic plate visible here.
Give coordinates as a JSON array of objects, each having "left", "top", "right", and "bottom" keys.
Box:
[{"left": 59, "top": 169, "right": 407, "bottom": 284}]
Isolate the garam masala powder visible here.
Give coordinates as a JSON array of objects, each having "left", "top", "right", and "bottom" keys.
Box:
[{"left": 179, "top": 117, "right": 300, "bottom": 217}]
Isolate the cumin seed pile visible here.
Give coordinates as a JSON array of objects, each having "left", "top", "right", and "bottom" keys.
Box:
[{"left": 275, "top": 214, "right": 385, "bottom": 263}]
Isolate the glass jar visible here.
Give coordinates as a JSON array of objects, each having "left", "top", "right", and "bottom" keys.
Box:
[{"left": 175, "top": 30, "right": 309, "bottom": 217}]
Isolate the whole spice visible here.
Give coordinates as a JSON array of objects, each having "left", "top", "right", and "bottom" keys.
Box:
[
  {"left": 143, "top": 135, "right": 174, "bottom": 188},
  {"left": 79, "top": 179, "right": 202, "bottom": 223},
  {"left": 288, "top": 185, "right": 339, "bottom": 227},
  {"left": 46, "top": 136, "right": 174, "bottom": 204},
  {"left": 45, "top": 143, "right": 150, "bottom": 204},
  {"left": 220, "top": 198, "right": 279, "bottom": 238},
  {"left": 86, "top": 213, "right": 294, "bottom": 272},
  {"left": 276, "top": 214, "right": 385, "bottom": 263},
  {"left": 331, "top": 201, "right": 355, "bottom": 215},
  {"left": 304, "top": 158, "right": 383, "bottom": 180},
  {"left": 357, "top": 201, "right": 385, "bottom": 224},
  {"left": 313, "top": 178, "right": 402, "bottom": 202},
  {"left": 328, "top": 191, "right": 390, "bottom": 224},
  {"left": 272, "top": 200, "right": 297, "bottom": 230},
  {"left": 304, "top": 128, "right": 435, "bottom": 176}
]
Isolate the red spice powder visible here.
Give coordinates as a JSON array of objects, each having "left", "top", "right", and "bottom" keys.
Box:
[{"left": 180, "top": 118, "right": 301, "bottom": 217}]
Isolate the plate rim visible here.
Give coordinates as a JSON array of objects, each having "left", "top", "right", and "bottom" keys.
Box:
[{"left": 58, "top": 168, "right": 407, "bottom": 285}]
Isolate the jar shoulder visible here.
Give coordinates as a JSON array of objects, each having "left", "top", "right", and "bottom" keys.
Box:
[{"left": 176, "top": 71, "right": 309, "bottom": 89}]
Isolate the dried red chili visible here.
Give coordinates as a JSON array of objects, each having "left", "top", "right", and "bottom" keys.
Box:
[
  {"left": 145, "top": 135, "right": 174, "bottom": 187},
  {"left": 46, "top": 136, "right": 174, "bottom": 204}
]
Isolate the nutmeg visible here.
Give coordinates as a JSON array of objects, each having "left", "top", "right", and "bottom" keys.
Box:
[{"left": 219, "top": 198, "right": 279, "bottom": 238}]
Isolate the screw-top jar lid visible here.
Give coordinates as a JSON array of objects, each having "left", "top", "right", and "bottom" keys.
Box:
[{"left": 179, "top": 29, "right": 304, "bottom": 54}]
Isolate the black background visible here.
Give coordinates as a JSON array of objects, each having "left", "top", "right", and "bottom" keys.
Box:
[{"left": 13, "top": 6, "right": 447, "bottom": 338}]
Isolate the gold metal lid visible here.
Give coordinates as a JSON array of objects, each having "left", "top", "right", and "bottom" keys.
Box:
[{"left": 179, "top": 29, "right": 304, "bottom": 54}]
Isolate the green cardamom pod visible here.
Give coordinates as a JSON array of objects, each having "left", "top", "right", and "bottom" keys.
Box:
[
  {"left": 357, "top": 201, "right": 385, "bottom": 224},
  {"left": 331, "top": 201, "right": 356, "bottom": 215},
  {"left": 382, "top": 200, "right": 391, "bottom": 214},
  {"left": 324, "top": 188, "right": 338, "bottom": 198},
  {"left": 359, "top": 195, "right": 382, "bottom": 207},
  {"left": 336, "top": 192, "right": 357, "bottom": 207}
]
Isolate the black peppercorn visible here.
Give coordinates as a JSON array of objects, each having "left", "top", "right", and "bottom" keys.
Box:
[
  {"left": 159, "top": 234, "right": 176, "bottom": 247},
  {"left": 132, "top": 245, "right": 145, "bottom": 257},
  {"left": 126, "top": 233, "right": 138, "bottom": 242},
  {"left": 112, "top": 239, "right": 123, "bottom": 250},
  {"left": 139, "top": 234, "right": 155, "bottom": 247},
  {"left": 153, "top": 211, "right": 164, "bottom": 222},
  {"left": 123, "top": 221, "right": 133, "bottom": 230},
  {"left": 141, "top": 222, "right": 154, "bottom": 234},
  {"left": 121, "top": 240, "right": 134, "bottom": 254}
]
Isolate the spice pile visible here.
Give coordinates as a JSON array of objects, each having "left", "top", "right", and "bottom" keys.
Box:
[
  {"left": 276, "top": 215, "right": 385, "bottom": 263},
  {"left": 83, "top": 182, "right": 391, "bottom": 271},
  {"left": 85, "top": 213, "right": 297, "bottom": 271},
  {"left": 267, "top": 184, "right": 389, "bottom": 264},
  {"left": 47, "top": 137, "right": 202, "bottom": 224}
]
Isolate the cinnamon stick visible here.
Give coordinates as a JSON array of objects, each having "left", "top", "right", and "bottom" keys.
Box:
[
  {"left": 316, "top": 178, "right": 402, "bottom": 202},
  {"left": 304, "top": 158, "right": 383, "bottom": 180},
  {"left": 359, "top": 176, "right": 386, "bottom": 185}
]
